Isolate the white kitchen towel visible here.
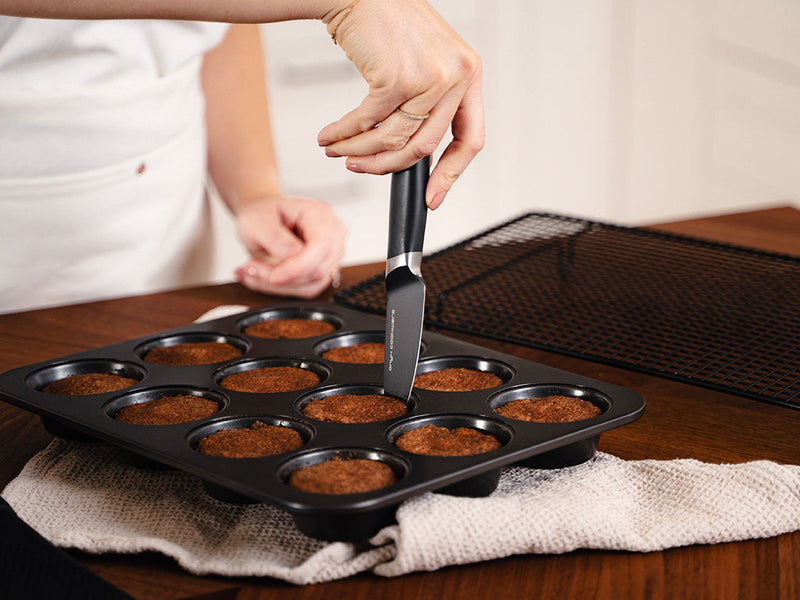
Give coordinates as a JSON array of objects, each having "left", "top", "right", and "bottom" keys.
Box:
[
  {"left": 4, "top": 435, "right": 800, "bottom": 584},
  {"left": 3, "top": 305, "right": 800, "bottom": 584}
]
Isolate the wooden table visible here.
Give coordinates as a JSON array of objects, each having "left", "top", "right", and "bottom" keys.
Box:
[{"left": 2, "top": 206, "right": 799, "bottom": 599}]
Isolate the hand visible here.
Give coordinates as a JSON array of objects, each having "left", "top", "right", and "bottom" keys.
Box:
[
  {"left": 317, "top": 0, "right": 484, "bottom": 210},
  {"left": 233, "top": 195, "right": 347, "bottom": 298}
]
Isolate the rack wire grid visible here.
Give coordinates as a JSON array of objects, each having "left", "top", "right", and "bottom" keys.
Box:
[{"left": 334, "top": 212, "right": 800, "bottom": 410}]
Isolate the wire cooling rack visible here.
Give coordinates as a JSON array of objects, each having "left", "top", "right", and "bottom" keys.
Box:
[{"left": 334, "top": 212, "right": 800, "bottom": 410}]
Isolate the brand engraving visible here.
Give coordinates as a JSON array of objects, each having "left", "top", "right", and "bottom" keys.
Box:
[{"left": 387, "top": 308, "right": 396, "bottom": 371}]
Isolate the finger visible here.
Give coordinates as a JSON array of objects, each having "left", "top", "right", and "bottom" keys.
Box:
[
  {"left": 317, "top": 89, "right": 405, "bottom": 147},
  {"left": 268, "top": 210, "right": 346, "bottom": 286},
  {"left": 341, "top": 89, "right": 463, "bottom": 176},
  {"left": 236, "top": 263, "right": 333, "bottom": 299},
  {"left": 237, "top": 208, "right": 304, "bottom": 261},
  {"left": 323, "top": 107, "right": 429, "bottom": 158},
  {"left": 426, "top": 77, "right": 485, "bottom": 209}
]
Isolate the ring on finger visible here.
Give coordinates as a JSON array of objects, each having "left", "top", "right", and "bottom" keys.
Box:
[
  {"left": 395, "top": 107, "right": 430, "bottom": 120},
  {"left": 329, "top": 270, "right": 342, "bottom": 289}
]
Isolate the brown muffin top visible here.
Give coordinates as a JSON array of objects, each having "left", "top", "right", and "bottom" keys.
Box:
[
  {"left": 244, "top": 318, "right": 335, "bottom": 339},
  {"left": 288, "top": 457, "right": 397, "bottom": 495},
  {"left": 413, "top": 367, "right": 503, "bottom": 392},
  {"left": 496, "top": 395, "right": 602, "bottom": 423},
  {"left": 114, "top": 394, "right": 219, "bottom": 425},
  {"left": 220, "top": 366, "right": 320, "bottom": 393},
  {"left": 301, "top": 393, "right": 407, "bottom": 423},
  {"left": 197, "top": 421, "right": 303, "bottom": 458},
  {"left": 143, "top": 342, "right": 241, "bottom": 366},
  {"left": 42, "top": 372, "right": 137, "bottom": 396},
  {"left": 321, "top": 342, "right": 385, "bottom": 364},
  {"left": 395, "top": 424, "right": 501, "bottom": 456}
]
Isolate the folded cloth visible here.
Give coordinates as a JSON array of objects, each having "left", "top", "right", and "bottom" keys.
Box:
[
  {"left": 4, "top": 306, "right": 800, "bottom": 584},
  {"left": 4, "top": 439, "right": 800, "bottom": 585}
]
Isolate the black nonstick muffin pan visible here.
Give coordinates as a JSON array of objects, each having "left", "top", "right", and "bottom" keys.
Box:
[{"left": 0, "top": 302, "right": 645, "bottom": 541}]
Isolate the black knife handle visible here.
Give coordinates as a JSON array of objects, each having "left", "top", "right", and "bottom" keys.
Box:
[{"left": 388, "top": 156, "right": 430, "bottom": 258}]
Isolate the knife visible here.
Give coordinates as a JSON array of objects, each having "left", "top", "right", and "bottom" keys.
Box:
[{"left": 384, "top": 156, "right": 430, "bottom": 401}]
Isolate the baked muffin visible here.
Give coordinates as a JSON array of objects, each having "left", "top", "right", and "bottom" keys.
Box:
[
  {"left": 414, "top": 367, "right": 502, "bottom": 392},
  {"left": 197, "top": 421, "right": 303, "bottom": 458},
  {"left": 244, "top": 318, "right": 335, "bottom": 339},
  {"left": 42, "top": 373, "right": 137, "bottom": 395},
  {"left": 288, "top": 457, "right": 397, "bottom": 495},
  {"left": 301, "top": 393, "right": 407, "bottom": 423},
  {"left": 143, "top": 342, "right": 241, "bottom": 366},
  {"left": 496, "top": 395, "right": 601, "bottom": 422},
  {"left": 321, "top": 342, "right": 385, "bottom": 364},
  {"left": 220, "top": 366, "right": 320, "bottom": 393},
  {"left": 395, "top": 424, "right": 501, "bottom": 456},
  {"left": 114, "top": 395, "right": 219, "bottom": 425}
]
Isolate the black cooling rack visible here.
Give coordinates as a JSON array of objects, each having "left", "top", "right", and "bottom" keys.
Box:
[{"left": 334, "top": 212, "right": 800, "bottom": 410}]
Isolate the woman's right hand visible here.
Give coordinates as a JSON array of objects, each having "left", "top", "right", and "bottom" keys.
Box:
[{"left": 317, "top": 0, "right": 485, "bottom": 210}]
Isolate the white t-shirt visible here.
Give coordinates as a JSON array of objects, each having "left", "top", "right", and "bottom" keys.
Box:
[{"left": 0, "top": 18, "right": 231, "bottom": 313}]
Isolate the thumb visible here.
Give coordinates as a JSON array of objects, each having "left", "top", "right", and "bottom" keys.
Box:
[{"left": 237, "top": 204, "right": 304, "bottom": 262}]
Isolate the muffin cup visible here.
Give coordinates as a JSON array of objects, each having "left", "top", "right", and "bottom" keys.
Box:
[
  {"left": 237, "top": 307, "right": 344, "bottom": 339},
  {"left": 276, "top": 448, "right": 410, "bottom": 541},
  {"left": 214, "top": 358, "right": 330, "bottom": 393},
  {"left": 135, "top": 333, "right": 249, "bottom": 365},
  {"left": 387, "top": 414, "right": 513, "bottom": 497},
  {"left": 295, "top": 384, "right": 416, "bottom": 423},
  {"left": 413, "top": 356, "right": 515, "bottom": 391},
  {"left": 490, "top": 384, "right": 610, "bottom": 468},
  {"left": 27, "top": 359, "right": 147, "bottom": 442}
]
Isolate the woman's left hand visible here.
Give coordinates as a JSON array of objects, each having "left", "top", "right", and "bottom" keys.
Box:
[{"left": 233, "top": 195, "right": 347, "bottom": 298}]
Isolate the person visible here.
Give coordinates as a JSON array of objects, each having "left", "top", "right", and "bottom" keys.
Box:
[{"left": 0, "top": 0, "right": 484, "bottom": 313}]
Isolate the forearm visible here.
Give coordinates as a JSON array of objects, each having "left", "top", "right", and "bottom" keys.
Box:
[
  {"left": 202, "top": 24, "right": 280, "bottom": 213},
  {"left": 0, "top": 0, "right": 347, "bottom": 24}
]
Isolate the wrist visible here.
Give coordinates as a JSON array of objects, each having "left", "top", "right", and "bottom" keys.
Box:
[
  {"left": 215, "top": 178, "right": 282, "bottom": 214},
  {"left": 320, "top": 0, "right": 360, "bottom": 25}
]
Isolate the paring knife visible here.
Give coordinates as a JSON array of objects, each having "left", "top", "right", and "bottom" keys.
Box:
[{"left": 383, "top": 156, "right": 430, "bottom": 401}]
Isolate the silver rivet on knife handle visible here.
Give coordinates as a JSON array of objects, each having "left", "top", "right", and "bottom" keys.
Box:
[{"left": 386, "top": 252, "right": 423, "bottom": 277}]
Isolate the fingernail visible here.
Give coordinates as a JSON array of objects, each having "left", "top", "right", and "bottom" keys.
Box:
[
  {"left": 325, "top": 149, "right": 342, "bottom": 158},
  {"left": 428, "top": 191, "right": 445, "bottom": 210},
  {"left": 318, "top": 139, "right": 331, "bottom": 147},
  {"left": 346, "top": 162, "right": 363, "bottom": 173}
]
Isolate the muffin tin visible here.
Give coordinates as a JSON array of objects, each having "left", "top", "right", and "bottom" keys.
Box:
[{"left": 0, "top": 302, "right": 645, "bottom": 541}]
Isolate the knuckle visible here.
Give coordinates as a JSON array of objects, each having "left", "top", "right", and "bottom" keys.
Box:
[
  {"left": 416, "top": 138, "right": 440, "bottom": 157},
  {"left": 383, "top": 132, "right": 410, "bottom": 152},
  {"left": 356, "top": 114, "right": 378, "bottom": 132},
  {"left": 457, "top": 49, "right": 482, "bottom": 79},
  {"left": 469, "top": 132, "right": 486, "bottom": 155}
]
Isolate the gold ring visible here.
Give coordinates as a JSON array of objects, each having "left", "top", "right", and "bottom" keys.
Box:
[{"left": 395, "top": 107, "right": 430, "bottom": 120}]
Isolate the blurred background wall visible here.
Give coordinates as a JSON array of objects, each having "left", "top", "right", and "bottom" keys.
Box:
[{"left": 210, "top": 0, "right": 800, "bottom": 277}]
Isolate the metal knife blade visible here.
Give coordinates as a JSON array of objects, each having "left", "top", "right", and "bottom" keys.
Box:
[{"left": 383, "top": 156, "right": 429, "bottom": 401}]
